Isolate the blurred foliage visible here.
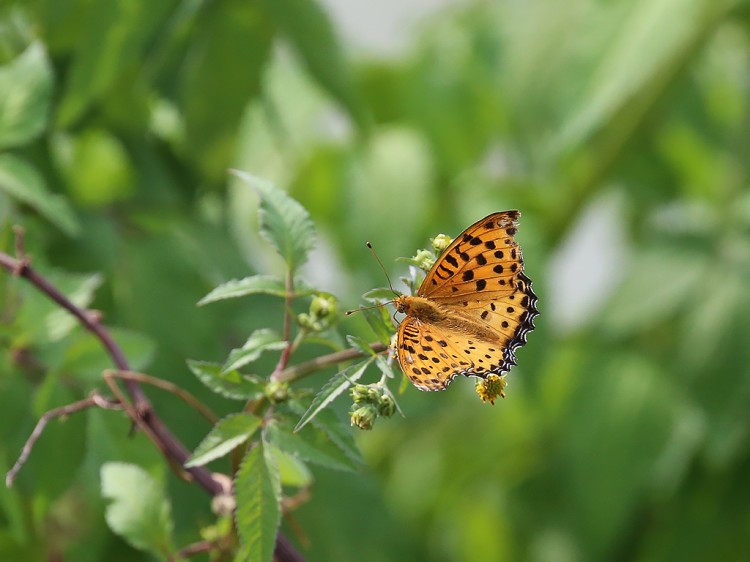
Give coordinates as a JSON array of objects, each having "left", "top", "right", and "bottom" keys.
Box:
[{"left": 2, "top": 0, "right": 750, "bottom": 560}]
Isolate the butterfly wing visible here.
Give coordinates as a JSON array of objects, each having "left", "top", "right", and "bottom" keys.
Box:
[
  {"left": 418, "top": 211, "right": 539, "bottom": 374},
  {"left": 397, "top": 315, "right": 523, "bottom": 391}
]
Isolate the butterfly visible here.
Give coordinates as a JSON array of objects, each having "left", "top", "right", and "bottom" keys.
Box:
[{"left": 393, "top": 211, "right": 538, "bottom": 391}]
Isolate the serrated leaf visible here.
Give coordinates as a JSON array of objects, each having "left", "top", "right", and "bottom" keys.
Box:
[
  {"left": 374, "top": 354, "right": 398, "bottom": 381},
  {"left": 231, "top": 170, "right": 316, "bottom": 274},
  {"left": 348, "top": 333, "right": 394, "bottom": 379},
  {"left": 187, "top": 360, "right": 264, "bottom": 401},
  {"left": 362, "top": 305, "right": 395, "bottom": 346},
  {"left": 266, "top": 420, "right": 356, "bottom": 472},
  {"left": 235, "top": 443, "right": 281, "bottom": 562},
  {"left": 198, "top": 275, "right": 318, "bottom": 305},
  {"left": 223, "top": 329, "right": 287, "bottom": 373},
  {"left": 0, "top": 42, "right": 53, "bottom": 149},
  {"left": 0, "top": 154, "right": 79, "bottom": 236},
  {"left": 268, "top": 445, "right": 313, "bottom": 488},
  {"left": 289, "top": 401, "right": 364, "bottom": 466},
  {"left": 346, "top": 335, "right": 378, "bottom": 357},
  {"left": 294, "top": 359, "right": 371, "bottom": 432},
  {"left": 262, "top": 0, "right": 364, "bottom": 128},
  {"left": 185, "top": 413, "right": 262, "bottom": 468},
  {"left": 101, "top": 462, "right": 173, "bottom": 560},
  {"left": 198, "top": 275, "right": 285, "bottom": 305}
]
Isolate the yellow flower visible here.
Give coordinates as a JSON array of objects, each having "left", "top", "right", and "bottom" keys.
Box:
[{"left": 475, "top": 374, "right": 507, "bottom": 405}]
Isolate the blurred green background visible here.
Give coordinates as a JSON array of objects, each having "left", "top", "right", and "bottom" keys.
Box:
[{"left": 2, "top": 0, "right": 750, "bottom": 560}]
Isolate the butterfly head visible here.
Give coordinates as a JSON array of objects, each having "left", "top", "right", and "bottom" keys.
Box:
[{"left": 392, "top": 295, "right": 407, "bottom": 313}]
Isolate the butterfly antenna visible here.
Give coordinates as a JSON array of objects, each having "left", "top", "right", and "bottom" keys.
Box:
[
  {"left": 344, "top": 242, "right": 399, "bottom": 317},
  {"left": 345, "top": 302, "right": 392, "bottom": 316},
  {"left": 366, "top": 242, "right": 398, "bottom": 296}
]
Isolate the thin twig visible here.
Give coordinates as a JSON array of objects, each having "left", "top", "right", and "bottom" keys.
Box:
[
  {"left": 0, "top": 247, "right": 223, "bottom": 494},
  {"left": 5, "top": 392, "right": 121, "bottom": 487},
  {"left": 104, "top": 370, "right": 219, "bottom": 424},
  {"left": 276, "top": 343, "right": 388, "bottom": 384},
  {"left": 101, "top": 373, "right": 197, "bottom": 481},
  {"left": 1, "top": 241, "right": 306, "bottom": 562}
]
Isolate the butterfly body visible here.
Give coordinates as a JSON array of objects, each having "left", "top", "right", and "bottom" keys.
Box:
[
  {"left": 394, "top": 211, "right": 538, "bottom": 392},
  {"left": 394, "top": 295, "right": 501, "bottom": 342}
]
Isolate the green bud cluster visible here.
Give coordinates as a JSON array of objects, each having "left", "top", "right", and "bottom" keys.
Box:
[
  {"left": 264, "top": 380, "right": 289, "bottom": 404},
  {"left": 349, "top": 384, "right": 397, "bottom": 430},
  {"left": 298, "top": 294, "right": 338, "bottom": 332}
]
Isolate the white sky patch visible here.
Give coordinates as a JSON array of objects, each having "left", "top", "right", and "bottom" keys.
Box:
[
  {"left": 547, "top": 191, "right": 629, "bottom": 332},
  {"left": 319, "top": 0, "right": 466, "bottom": 57}
]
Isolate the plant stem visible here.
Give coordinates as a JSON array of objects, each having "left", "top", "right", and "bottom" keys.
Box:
[
  {"left": 276, "top": 342, "right": 389, "bottom": 384},
  {"left": 1, "top": 245, "right": 305, "bottom": 561}
]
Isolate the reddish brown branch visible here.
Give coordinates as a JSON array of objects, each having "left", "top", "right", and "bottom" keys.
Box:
[
  {"left": 1, "top": 245, "right": 305, "bottom": 562},
  {"left": 276, "top": 343, "right": 389, "bottom": 384},
  {"left": 271, "top": 271, "right": 296, "bottom": 381}
]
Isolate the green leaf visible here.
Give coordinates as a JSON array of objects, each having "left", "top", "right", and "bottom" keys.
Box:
[
  {"left": 266, "top": 420, "right": 357, "bottom": 472},
  {"left": 45, "top": 273, "right": 103, "bottom": 341},
  {"left": 187, "top": 360, "right": 264, "bottom": 401},
  {"left": 231, "top": 170, "right": 316, "bottom": 274},
  {"left": 294, "top": 359, "right": 371, "bottom": 432},
  {"left": 57, "top": 0, "right": 175, "bottom": 126},
  {"left": 223, "top": 329, "right": 287, "bottom": 373},
  {"left": 346, "top": 336, "right": 393, "bottom": 379},
  {"left": 268, "top": 445, "right": 313, "bottom": 488},
  {"left": 16, "top": 269, "right": 98, "bottom": 344},
  {"left": 603, "top": 249, "right": 705, "bottom": 335},
  {"left": 198, "top": 275, "right": 318, "bottom": 305},
  {"left": 0, "top": 154, "right": 80, "bottom": 236},
  {"left": 198, "top": 275, "right": 283, "bottom": 305},
  {"left": 290, "top": 402, "right": 364, "bottom": 466},
  {"left": 235, "top": 443, "right": 281, "bottom": 562},
  {"left": 101, "top": 462, "right": 173, "bottom": 560},
  {"left": 0, "top": 448, "right": 29, "bottom": 542},
  {"left": 180, "top": 1, "right": 272, "bottom": 181},
  {"left": 0, "top": 42, "right": 53, "bottom": 149},
  {"left": 263, "top": 0, "right": 364, "bottom": 128},
  {"left": 361, "top": 305, "right": 395, "bottom": 346},
  {"left": 62, "top": 328, "right": 156, "bottom": 385},
  {"left": 346, "top": 335, "right": 378, "bottom": 357},
  {"left": 185, "top": 413, "right": 262, "bottom": 468}
]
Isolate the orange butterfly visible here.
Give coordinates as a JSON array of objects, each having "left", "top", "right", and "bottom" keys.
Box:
[{"left": 393, "top": 211, "right": 538, "bottom": 391}]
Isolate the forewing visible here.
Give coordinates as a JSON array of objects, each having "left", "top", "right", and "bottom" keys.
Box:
[{"left": 421, "top": 211, "right": 522, "bottom": 300}]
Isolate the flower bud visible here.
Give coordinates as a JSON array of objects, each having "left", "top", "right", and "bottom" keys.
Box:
[
  {"left": 378, "top": 394, "right": 396, "bottom": 417},
  {"left": 311, "top": 294, "right": 337, "bottom": 318},
  {"left": 350, "top": 384, "right": 372, "bottom": 404},
  {"left": 350, "top": 404, "right": 378, "bottom": 430},
  {"left": 412, "top": 249, "right": 436, "bottom": 272},
  {"left": 265, "top": 380, "right": 289, "bottom": 403},
  {"left": 431, "top": 233, "right": 453, "bottom": 253}
]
